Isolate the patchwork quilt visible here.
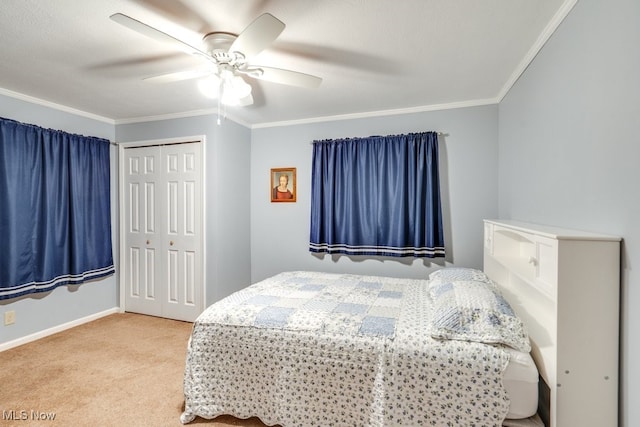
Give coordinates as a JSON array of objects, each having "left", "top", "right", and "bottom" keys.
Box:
[{"left": 181, "top": 271, "right": 511, "bottom": 426}]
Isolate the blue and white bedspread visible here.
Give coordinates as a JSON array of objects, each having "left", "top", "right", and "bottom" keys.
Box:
[{"left": 181, "top": 271, "right": 511, "bottom": 426}]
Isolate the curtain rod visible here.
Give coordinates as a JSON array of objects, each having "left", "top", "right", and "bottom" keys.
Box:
[{"left": 310, "top": 132, "right": 447, "bottom": 144}]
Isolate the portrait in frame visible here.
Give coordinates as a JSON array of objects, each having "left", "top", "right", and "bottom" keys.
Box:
[{"left": 271, "top": 167, "right": 296, "bottom": 202}]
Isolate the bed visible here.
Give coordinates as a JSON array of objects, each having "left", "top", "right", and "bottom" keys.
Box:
[{"left": 180, "top": 269, "right": 540, "bottom": 426}]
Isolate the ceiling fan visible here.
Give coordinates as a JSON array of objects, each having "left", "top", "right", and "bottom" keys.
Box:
[{"left": 110, "top": 12, "right": 322, "bottom": 108}]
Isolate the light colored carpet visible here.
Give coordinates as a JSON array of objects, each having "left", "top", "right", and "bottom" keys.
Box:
[{"left": 0, "top": 312, "right": 271, "bottom": 426}]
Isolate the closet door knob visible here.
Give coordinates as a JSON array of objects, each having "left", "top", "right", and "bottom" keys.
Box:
[
  {"left": 146, "top": 240, "right": 150, "bottom": 245},
  {"left": 170, "top": 241, "right": 174, "bottom": 246}
]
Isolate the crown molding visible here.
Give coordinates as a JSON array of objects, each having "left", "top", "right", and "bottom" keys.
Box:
[
  {"left": 497, "top": 0, "right": 578, "bottom": 102},
  {"left": 0, "top": 87, "right": 115, "bottom": 124},
  {"left": 113, "top": 107, "right": 251, "bottom": 128},
  {"left": 251, "top": 98, "right": 499, "bottom": 129}
]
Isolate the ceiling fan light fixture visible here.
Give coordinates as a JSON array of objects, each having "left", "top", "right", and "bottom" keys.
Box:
[
  {"left": 223, "top": 75, "right": 252, "bottom": 103},
  {"left": 197, "top": 74, "right": 221, "bottom": 98},
  {"left": 198, "top": 72, "right": 252, "bottom": 106}
]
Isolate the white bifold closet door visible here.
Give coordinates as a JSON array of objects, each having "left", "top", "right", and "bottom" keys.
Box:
[{"left": 123, "top": 142, "right": 203, "bottom": 322}]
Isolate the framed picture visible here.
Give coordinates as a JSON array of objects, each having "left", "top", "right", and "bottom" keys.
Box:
[{"left": 271, "top": 167, "right": 296, "bottom": 202}]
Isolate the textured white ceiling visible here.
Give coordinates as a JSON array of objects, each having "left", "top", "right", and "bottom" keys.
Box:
[{"left": 0, "top": 0, "right": 573, "bottom": 127}]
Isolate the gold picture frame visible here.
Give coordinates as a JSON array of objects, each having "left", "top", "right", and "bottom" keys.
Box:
[{"left": 271, "top": 167, "right": 296, "bottom": 202}]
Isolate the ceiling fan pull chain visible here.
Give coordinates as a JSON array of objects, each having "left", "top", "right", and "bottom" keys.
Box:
[{"left": 217, "top": 80, "right": 222, "bottom": 125}]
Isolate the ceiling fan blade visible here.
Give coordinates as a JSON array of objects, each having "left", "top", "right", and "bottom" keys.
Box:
[
  {"left": 143, "top": 68, "right": 212, "bottom": 83},
  {"left": 229, "top": 13, "right": 285, "bottom": 60},
  {"left": 251, "top": 66, "right": 322, "bottom": 88},
  {"left": 110, "top": 13, "right": 209, "bottom": 57}
]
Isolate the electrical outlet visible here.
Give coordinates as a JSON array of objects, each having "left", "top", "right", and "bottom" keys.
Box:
[{"left": 4, "top": 310, "right": 15, "bottom": 325}]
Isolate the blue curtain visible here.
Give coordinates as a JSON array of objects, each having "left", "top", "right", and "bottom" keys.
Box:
[
  {"left": 0, "top": 117, "right": 114, "bottom": 300},
  {"left": 309, "top": 131, "right": 445, "bottom": 258}
]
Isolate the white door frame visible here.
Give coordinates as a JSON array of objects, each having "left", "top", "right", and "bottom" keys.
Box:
[{"left": 117, "top": 135, "right": 206, "bottom": 317}]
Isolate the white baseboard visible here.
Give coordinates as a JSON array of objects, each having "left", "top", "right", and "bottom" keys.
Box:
[{"left": 0, "top": 307, "right": 121, "bottom": 352}]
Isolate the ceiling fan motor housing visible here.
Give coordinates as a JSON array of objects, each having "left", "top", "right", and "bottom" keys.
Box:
[{"left": 203, "top": 32, "right": 235, "bottom": 52}]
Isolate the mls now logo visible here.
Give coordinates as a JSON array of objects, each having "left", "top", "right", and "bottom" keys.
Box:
[{"left": 3, "top": 409, "right": 56, "bottom": 421}]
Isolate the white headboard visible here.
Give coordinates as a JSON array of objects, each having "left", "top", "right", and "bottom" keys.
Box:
[{"left": 482, "top": 220, "right": 620, "bottom": 427}]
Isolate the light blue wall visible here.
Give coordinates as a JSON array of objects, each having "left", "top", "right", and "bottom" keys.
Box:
[
  {"left": 250, "top": 105, "right": 499, "bottom": 282},
  {"left": 1, "top": 93, "right": 497, "bottom": 343},
  {"left": 0, "top": 99, "right": 252, "bottom": 344},
  {"left": 497, "top": 0, "right": 639, "bottom": 424},
  {"left": 0, "top": 94, "right": 118, "bottom": 343},
  {"left": 116, "top": 115, "right": 252, "bottom": 304}
]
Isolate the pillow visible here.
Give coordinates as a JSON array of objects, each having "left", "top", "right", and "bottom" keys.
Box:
[
  {"left": 429, "top": 267, "right": 493, "bottom": 285},
  {"left": 429, "top": 280, "right": 531, "bottom": 352}
]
